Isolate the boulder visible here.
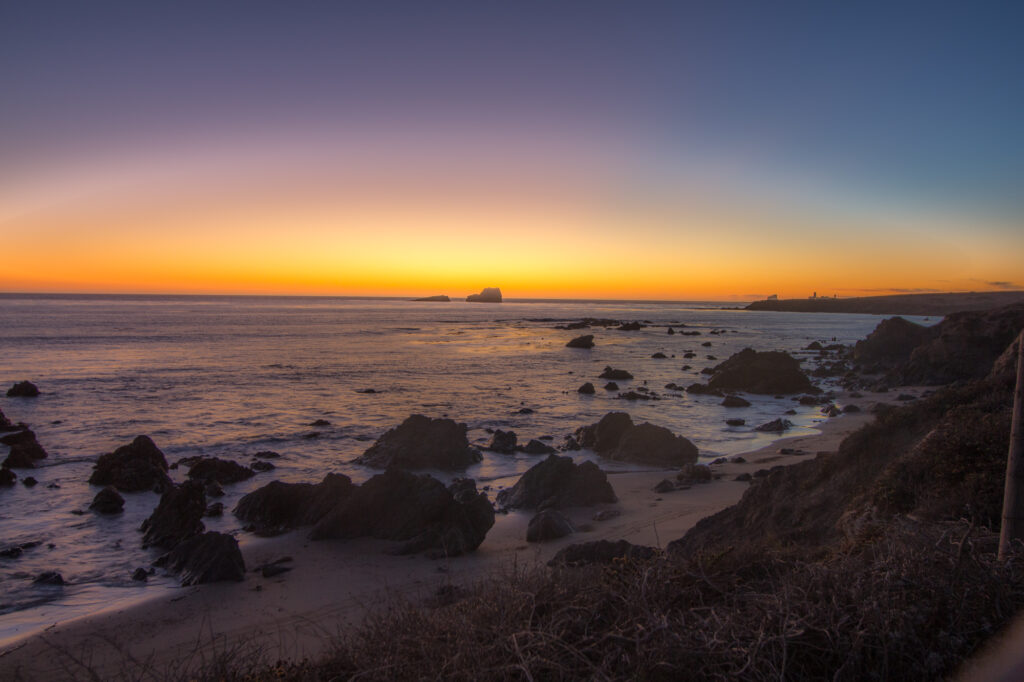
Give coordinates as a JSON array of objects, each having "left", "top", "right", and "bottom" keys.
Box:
[
  {"left": 603, "top": 381, "right": 619, "bottom": 391},
  {"left": 155, "top": 531, "right": 245, "bottom": 585},
  {"left": 7, "top": 381, "right": 39, "bottom": 397},
  {"left": 90, "top": 435, "right": 173, "bottom": 493},
  {"left": 853, "top": 316, "right": 936, "bottom": 366},
  {"left": 653, "top": 479, "right": 676, "bottom": 493},
  {"left": 548, "top": 539, "right": 657, "bottom": 566},
  {"left": 721, "top": 395, "right": 751, "bottom": 408},
  {"left": 235, "top": 473, "right": 354, "bottom": 535},
  {"left": 487, "top": 429, "right": 517, "bottom": 454},
  {"left": 33, "top": 571, "right": 64, "bottom": 585},
  {"left": 755, "top": 418, "right": 793, "bottom": 433},
  {"left": 526, "top": 510, "right": 574, "bottom": 542},
  {"left": 89, "top": 486, "right": 125, "bottom": 514},
  {"left": 0, "top": 408, "right": 18, "bottom": 432},
  {"left": 466, "top": 287, "right": 502, "bottom": 303},
  {"left": 599, "top": 367, "right": 633, "bottom": 380},
  {"left": 574, "top": 412, "right": 633, "bottom": 451},
  {"left": 140, "top": 480, "right": 206, "bottom": 549},
  {"left": 519, "top": 439, "right": 557, "bottom": 455},
  {"left": 677, "top": 463, "right": 712, "bottom": 483},
  {"left": 651, "top": 352, "right": 668, "bottom": 359},
  {"left": 576, "top": 413, "right": 698, "bottom": 467},
  {"left": 186, "top": 457, "right": 255, "bottom": 484},
  {"left": 1, "top": 429, "right": 47, "bottom": 468},
  {"left": 354, "top": 415, "right": 481, "bottom": 470},
  {"left": 496, "top": 454, "right": 616, "bottom": 510},
  {"left": 131, "top": 568, "right": 149, "bottom": 581},
  {"left": 310, "top": 471, "right": 494, "bottom": 557},
  {"left": 726, "top": 418, "right": 746, "bottom": 426},
  {"left": 22, "top": 476, "right": 38, "bottom": 487},
  {"left": 617, "top": 322, "right": 644, "bottom": 331},
  {"left": 577, "top": 382, "right": 595, "bottom": 395},
  {"left": 705, "top": 349, "right": 816, "bottom": 394},
  {"left": 0, "top": 467, "right": 15, "bottom": 485},
  {"left": 566, "top": 334, "right": 595, "bottom": 349}
]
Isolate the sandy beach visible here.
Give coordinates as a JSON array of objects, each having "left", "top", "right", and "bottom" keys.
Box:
[{"left": 0, "top": 389, "right": 906, "bottom": 681}]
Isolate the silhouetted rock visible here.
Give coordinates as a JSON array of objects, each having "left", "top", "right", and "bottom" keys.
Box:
[
  {"left": 488, "top": 429, "right": 517, "bottom": 454},
  {"left": 566, "top": 334, "right": 595, "bottom": 349},
  {"left": 90, "top": 435, "right": 172, "bottom": 493},
  {"left": 0, "top": 408, "right": 18, "bottom": 432},
  {"left": 1, "top": 429, "right": 47, "bottom": 468},
  {"left": 466, "top": 287, "right": 502, "bottom": 303},
  {"left": 251, "top": 460, "right": 275, "bottom": 472},
  {"left": 721, "top": 395, "right": 751, "bottom": 408},
  {"left": 843, "top": 404, "right": 862, "bottom": 413},
  {"left": 186, "top": 457, "right": 255, "bottom": 485},
  {"left": 496, "top": 454, "right": 616, "bottom": 510},
  {"left": 577, "top": 382, "right": 595, "bottom": 395},
  {"left": 0, "top": 467, "right": 15, "bottom": 485},
  {"left": 89, "top": 486, "right": 125, "bottom": 514},
  {"left": 805, "top": 341, "right": 824, "bottom": 351},
  {"left": 131, "top": 568, "right": 149, "bottom": 581},
  {"left": 726, "top": 418, "right": 746, "bottom": 426},
  {"left": 155, "top": 531, "right": 245, "bottom": 585},
  {"left": 617, "top": 321, "right": 643, "bottom": 331},
  {"left": 548, "top": 539, "right": 657, "bottom": 566},
  {"left": 33, "top": 571, "right": 64, "bottom": 585},
  {"left": 310, "top": 471, "right": 494, "bottom": 557},
  {"left": 576, "top": 413, "right": 698, "bottom": 467},
  {"left": 310, "top": 419, "right": 331, "bottom": 427},
  {"left": 7, "top": 381, "right": 39, "bottom": 397},
  {"left": 755, "top": 418, "right": 794, "bottom": 433},
  {"left": 599, "top": 367, "right": 633, "bottom": 380},
  {"left": 22, "top": 476, "right": 38, "bottom": 487},
  {"left": 413, "top": 295, "right": 450, "bottom": 302},
  {"left": 603, "top": 381, "right": 619, "bottom": 391},
  {"left": 853, "top": 316, "right": 936, "bottom": 366},
  {"left": 205, "top": 502, "right": 224, "bottom": 517},
  {"left": 651, "top": 352, "right": 668, "bottom": 359},
  {"left": 519, "top": 439, "right": 557, "bottom": 455},
  {"left": 354, "top": 415, "right": 481, "bottom": 470},
  {"left": 526, "top": 509, "right": 574, "bottom": 542},
  {"left": 677, "top": 463, "right": 712, "bottom": 483},
  {"left": 667, "top": 327, "right": 675, "bottom": 335},
  {"left": 735, "top": 473, "right": 753, "bottom": 482},
  {"left": 140, "top": 480, "right": 206, "bottom": 549},
  {"left": 653, "top": 479, "right": 676, "bottom": 493},
  {"left": 234, "top": 473, "right": 353, "bottom": 535},
  {"left": 705, "top": 349, "right": 815, "bottom": 394}
]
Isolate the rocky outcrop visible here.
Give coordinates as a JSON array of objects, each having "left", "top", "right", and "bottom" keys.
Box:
[
  {"left": 853, "top": 317, "right": 936, "bottom": 366},
  {"left": 89, "top": 486, "right": 125, "bottom": 514},
  {"left": 721, "top": 395, "right": 751, "bottom": 408},
  {"left": 704, "top": 349, "right": 815, "bottom": 394},
  {"left": 487, "top": 430, "right": 517, "bottom": 454},
  {"left": 234, "top": 473, "right": 355, "bottom": 535},
  {"left": 599, "top": 367, "right": 633, "bottom": 380},
  {"left": 577, "top": 382, "right": 595, "bottom": 395},
  {"left": 495, "top": 454, "right": 616, "bottom": 510},
  {"left": 0, "top": 408, "right": 19, "bottom": 431},
  {"left": 6, "top": 381, "right": 39, "bottom": 397},
  {"left": 1, "top": 429, "right": 47, "bottom": 468},
  {"left": 155, "top": 531, "right": 245, "bottom": 585},
  {"left": 413, "top": 295, "right": 450, "bottom": 302},
  {"left": 548, "top": 539, "right": 658, "bottom": 566},
  {"left": 526, "top": 510, "right": 575, "bottom": 542},
  {"left": 140, "top": 480, "right": 206, "bottom": 549},
  {"left": 755, "top": 418, "right": 793, "bottom": 432},
  {"left": 466, "top": 287, "right": 502, "bottom": 303},
  {"left": 186, "top": 457, "right": 255, "bottom": 484},
  {"left": 519, "top": 439, "right": 557, "bottom": 455},
  {"left": 566, "top": 334, "right": 595, "bottom": 349},
  {"left": 0, "top": 467, "right": 15, "bottom": 485},
  {"left": 89, "top": 435, "right": 173, "bottom": 493},
  {"left": 575, "top": 412, "right": 698, "bottom": 467},
  {"left": 354, "top": 415, "right": 481, "bottom": 470},
  {"left": 310, "top": 471, "right": 494, "bottom": 557}
]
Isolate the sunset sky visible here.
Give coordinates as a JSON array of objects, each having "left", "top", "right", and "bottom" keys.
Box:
[{"left": 2, "top": 1, "right": 1022, "bottom": 300}]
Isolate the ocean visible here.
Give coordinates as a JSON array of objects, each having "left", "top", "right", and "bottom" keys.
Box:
[{"left": 0, "top": 294, "right": 913, "bottom": 644}]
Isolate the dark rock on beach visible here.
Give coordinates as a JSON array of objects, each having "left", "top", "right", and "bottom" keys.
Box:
[
  {"left": 548, "top": 539, "right": 657, "bottom": 566},
  {"left": 7, "top": 381, "right": 39, "bottom": 397},
  {"left": 853, "top": 316, "right": 935, "bottom": 366},
  {"left": 488, "top": 429, "right": 518, "bottom": 454},
  {"left": 603, "top": 381, "right": 619, "bottom": 391},
  {"left": 155, "top": 531, "right": 245, "bottom": 585},
  {"left": 33, "top": 571, "right": 65, "bottom": 586},
  {"left": 725, "top": 418, "right": 746, "bottom": 426},
  {"left": 496, "top": 454, "right": 616, "bottom": 510},
  {"left": 22, "top": 476, "right": 38, "bottom": 487},
  {"left": 704, "top": 348, "right": 815, "bottom": 394},
  {"left": 354, "top": 415, "right": 481, "bottom": 470},
  {"left": 566, "top": 334, "right": 595, "bottom": 349},
  {"left": 599, "top": 367, "right": 633, "bottom": 380},
  {"left": 90, "top": 435, "right": 173, "bottom": 493},
  {"left": 577, "top": 382, "right": 595, "bottom": 395},
  {"left": 575, "top": 412, "right": 698, "bottom": 467},
  {"left": 89, "top": 486, "right": 125, "bottom": 514},
  {"left": 186, "top": 457, "right": 255, "bottom": 485},
  {"left": 755, "top": 418, "right": 794, "bottom": 433},
  {"left": 1, "top": 429, "right": 47, "bottom": 468},
  {"left": 519, "top": 439, "right": 557, "bottom": 455},
  {"left": 310, "top": 471, "right": 494, "bottom": 557},
  {"left": 653, "top": 479, "right": 676, "bottom": 493},
  {"left": 721, "top": 395, "right": 751, "bottom": 408},
  {"left": 526, "top": 509, "right": 575, "bottom": 542},
  {"left": 235, "top": 473, "right": 355, "bottom": 535},
  {"left": 140, "top": 480, "right": 206, "bottom": 549}
]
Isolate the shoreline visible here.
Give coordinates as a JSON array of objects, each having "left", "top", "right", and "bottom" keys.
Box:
[{"left": 0, "top": 389, "right": 901, "bottom": 680}]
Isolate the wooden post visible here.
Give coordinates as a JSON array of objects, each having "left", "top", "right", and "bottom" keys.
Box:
[{"left": 999, "top": 331, "right": 1024, "bottom": 561}]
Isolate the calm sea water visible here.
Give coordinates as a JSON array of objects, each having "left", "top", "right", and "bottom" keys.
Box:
[{"left": 0, "top": 294, "right": 909, "bottom": 643}]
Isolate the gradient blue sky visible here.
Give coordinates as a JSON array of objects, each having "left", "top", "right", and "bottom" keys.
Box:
[{"left": 2, "top": 1, "right": 1022, "bottom": 297}]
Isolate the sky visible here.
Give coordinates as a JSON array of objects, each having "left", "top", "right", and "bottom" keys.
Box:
[{"left": 2, "top": 0, "right": 1022, "bottom": 300}]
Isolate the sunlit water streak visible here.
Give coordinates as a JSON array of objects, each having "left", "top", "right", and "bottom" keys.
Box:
[{"left": 0, "top": 294, "right": 919, "bottom": 643}]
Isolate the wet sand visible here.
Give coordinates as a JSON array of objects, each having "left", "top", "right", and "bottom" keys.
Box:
[{"left": 0, "top": 391, "right": 910, "bottom": 680}]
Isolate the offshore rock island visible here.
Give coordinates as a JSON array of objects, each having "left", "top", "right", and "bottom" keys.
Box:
[{"left": 466, "top": 287, "right": 502, "bottom": 303}]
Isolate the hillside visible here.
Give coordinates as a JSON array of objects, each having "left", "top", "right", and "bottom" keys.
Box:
[{"left": 745, "top": 290, "right": 1024, "bottom": 316}]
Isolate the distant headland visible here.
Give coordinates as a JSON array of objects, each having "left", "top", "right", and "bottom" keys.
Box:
[
  {"left": 466, "top": 287, "right": 502, "bottom": 303},
  {"left": 745, "top": 290, "right": 1024, "bottom": 316},
  {"left": 412, "top": 295, "right": 450, "bottom": 302}
]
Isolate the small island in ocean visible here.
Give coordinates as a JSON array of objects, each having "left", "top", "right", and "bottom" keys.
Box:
[
  {"left": 466, "top": 287, "right": 502, "bottom": 303},
  {"left": 412, "top": 295, "right": 450, "bottom": 302}
]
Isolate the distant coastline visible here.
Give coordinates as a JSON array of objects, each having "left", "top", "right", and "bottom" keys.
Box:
[{"left": 745, "top": 290, "right": 1024, "bottom": 316}]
